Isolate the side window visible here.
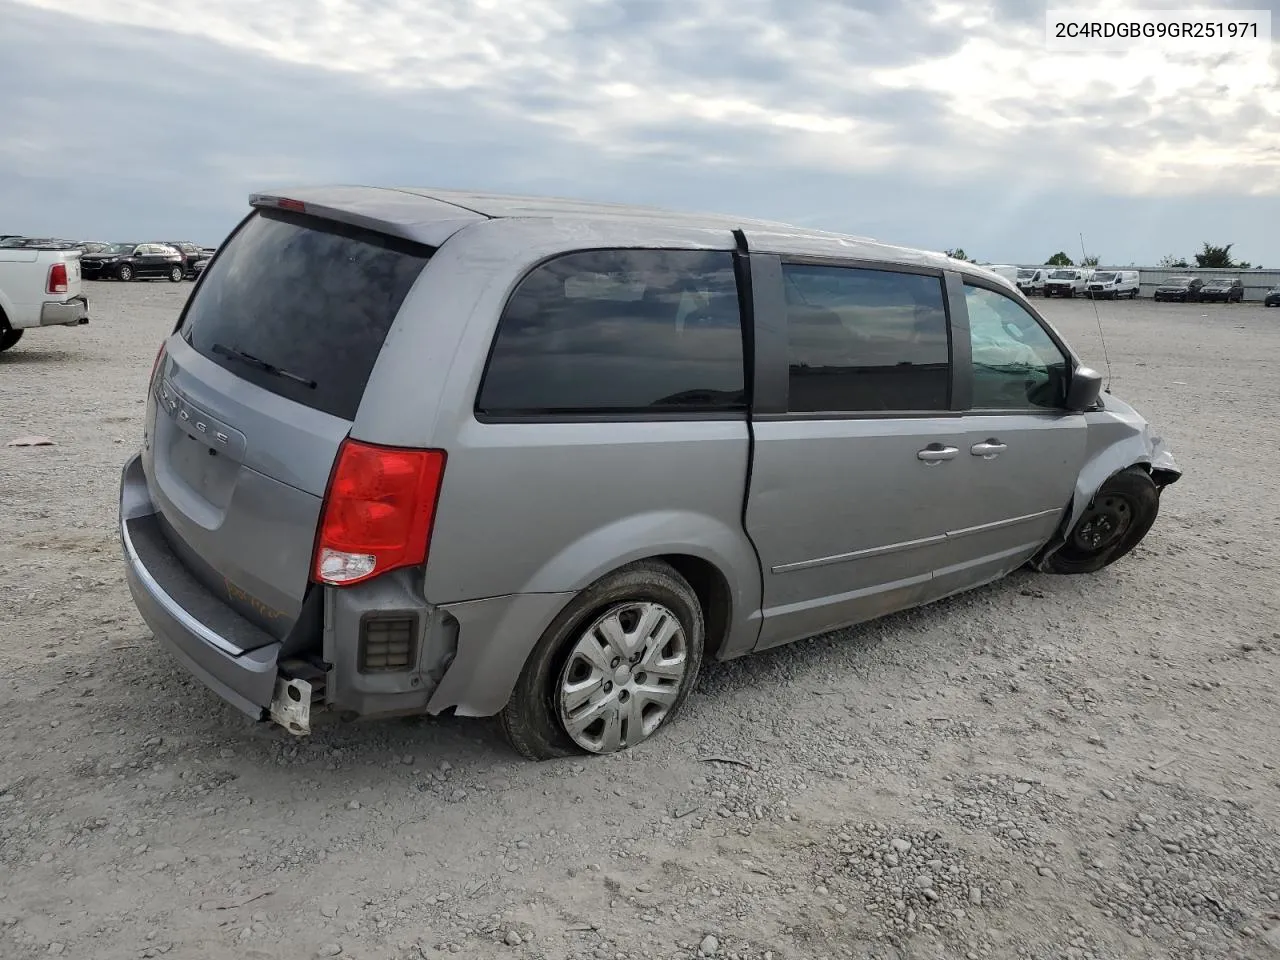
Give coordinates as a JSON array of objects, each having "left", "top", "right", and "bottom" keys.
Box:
[
  {"left": 476, "top": 249, "right": 745, "bottom": 415},
  {"left": 963, "top": 283, "right": 1071, "bottom": 410},
  {"left": 781, "top": 264, "right": 950, "bottom": 413}
]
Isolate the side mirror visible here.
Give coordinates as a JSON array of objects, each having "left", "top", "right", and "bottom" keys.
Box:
[{"left": 1066, "top": 365, "right": 1103, "bottom": 411}]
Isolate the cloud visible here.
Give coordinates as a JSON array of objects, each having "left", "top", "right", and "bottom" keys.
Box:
[{"left": 0, "top": 0, "right": 1276, "bottom": 264}]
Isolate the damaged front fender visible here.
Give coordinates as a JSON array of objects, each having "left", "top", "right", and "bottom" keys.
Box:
[{"left": 1031, "top": 393, "right": 1181, "bottom": 571}]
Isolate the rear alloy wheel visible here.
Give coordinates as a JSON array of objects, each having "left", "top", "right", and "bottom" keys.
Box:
[
  {"left": 1043, "top": 467, "right": 1160, "bottom": 575},
  {"left": 168, "top": 265, "right": 183, "bottom": 283},
  {"left": 501, "top": 561, "right": 704, "bottom": 760},
  {"left": 118, "top": 264, "right": 135, "bottom": 281}
]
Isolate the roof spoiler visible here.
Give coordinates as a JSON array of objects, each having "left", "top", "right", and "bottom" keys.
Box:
[{"left": 249, "top": 188, "right": 486, "bottom": 248}]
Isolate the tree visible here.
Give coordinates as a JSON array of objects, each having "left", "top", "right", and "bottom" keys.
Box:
[
  {"left": 1194, "top": 242, "right": 1250, "bottom": 269},
  {"left": 1081, "top": 255, "right": 1100, "bottom": 267},
  {"left": 944, "top": 248, "right": 969, "bottom": 261},
  {"left": 1046, "top": 252, "right": 1074, "bottom": 266},
  {"left": 1158, "top": 255, "right": 1189, "bottom": 268}
]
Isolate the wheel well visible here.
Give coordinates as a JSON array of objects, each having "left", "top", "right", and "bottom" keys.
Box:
[{"left": 656, "top": 554, "right": 732, "bottom": 661}]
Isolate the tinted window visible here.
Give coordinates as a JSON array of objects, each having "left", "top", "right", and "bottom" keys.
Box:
[
  {"left": 782, "top": 264, "right": 950, "bottom": 413},
  {"left": 477, "top": 249, "right": 744, "bottom": 415},
  {"left": 964, "top": 283, "right": 1070, "bottom": 410},
  {"left": 179, "top": 209, "right": 431, "bottom": 421}
]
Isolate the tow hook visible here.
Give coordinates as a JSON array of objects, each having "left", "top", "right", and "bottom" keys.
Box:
[{"left": 269, "top": 677, "right": 313, "bottom": 736}]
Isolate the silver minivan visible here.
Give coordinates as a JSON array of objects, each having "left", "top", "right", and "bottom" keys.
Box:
[{"left": 119, "top": 187, "right": 1181, "bottom": 760}]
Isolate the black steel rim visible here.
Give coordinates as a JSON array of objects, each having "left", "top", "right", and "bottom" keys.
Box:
[{"left": 1072, "top": 494, "right": 1134, "bottom": 553}]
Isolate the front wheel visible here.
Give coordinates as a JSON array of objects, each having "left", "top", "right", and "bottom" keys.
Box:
[
  {"left": 501, "top": 561, "right": 704, "bottom": 760},
  {"left": 1042, "top": 467, "right": 1160, "bottom": 575},
  {"left": 168, "top": 265, "right": 183, "bottom": 283},
  {"left": 117, "top": 264, "right": 135, "bottom": 281}
]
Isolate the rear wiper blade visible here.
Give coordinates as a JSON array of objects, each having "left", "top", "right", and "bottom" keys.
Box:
[{"left": 212, "top": 343, "right": 316, "bottom": 389}]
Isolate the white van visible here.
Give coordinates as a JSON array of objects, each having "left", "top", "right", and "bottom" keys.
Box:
[
  {"left": 1015, "top": 267, "right": 1052, "bottom": 296},
  {"left": 1085, "top": 270, "right": 1140, "bottom": 300},
  {"left": 1043, "top": 268, "right": 1089, "bottom": 298}
]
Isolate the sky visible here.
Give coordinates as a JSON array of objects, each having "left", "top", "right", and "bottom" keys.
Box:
[{"left": 1, "top": 0, "right": 1277, "bottom": 266}]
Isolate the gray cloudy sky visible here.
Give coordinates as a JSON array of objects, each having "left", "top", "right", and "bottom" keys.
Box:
[{"left": 2, "top": 0, "right": 1277, "bottom": 265}]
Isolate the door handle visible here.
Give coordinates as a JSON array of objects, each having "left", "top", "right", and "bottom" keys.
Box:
[
  {"left": 971, "top": 440, "right": 1007, "bottom": 459},
  {"left": 917, "top": 444, "right": 959, "bottom": 463}
]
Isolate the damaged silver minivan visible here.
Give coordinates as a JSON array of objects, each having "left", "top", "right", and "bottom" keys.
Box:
[{"left": 119, "top": 187, "right": 1180, "bottom": 760}]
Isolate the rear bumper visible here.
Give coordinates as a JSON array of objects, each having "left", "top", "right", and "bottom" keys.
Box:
[
  {"left": 40, "top": 296, "right": 89, "bottom": 327},
  {"left": 119, "top": 453, "right": 280, "bottom": 719}
]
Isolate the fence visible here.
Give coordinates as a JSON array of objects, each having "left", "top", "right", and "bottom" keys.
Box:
[{"left": 1014, "top": 266, "right": 1280, "bottom": 302}]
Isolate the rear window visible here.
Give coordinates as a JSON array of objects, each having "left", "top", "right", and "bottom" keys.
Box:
[
  {"left": 476, "top": 249, "right": 745, "bottom": 416},
  {"left": 179, "top": 209, "right": 431, "bottom": 421}
]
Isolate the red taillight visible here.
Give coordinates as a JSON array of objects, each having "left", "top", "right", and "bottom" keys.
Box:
[
  {"left": 47, "top": 262, "right": 68, "bottom": 294},
  {"left": 312, "top": 440, "right": 446, "bottom": 587}
]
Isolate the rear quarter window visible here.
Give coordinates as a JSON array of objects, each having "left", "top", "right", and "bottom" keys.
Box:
[
  {"left": 476, "top": 249, "right": 746, "bottom": 416},
  {"left": 178, "top": 210, "right": 431, "bottom": 421}
]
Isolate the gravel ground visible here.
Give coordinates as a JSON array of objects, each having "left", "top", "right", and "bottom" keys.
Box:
[{"left": 1, "top": 281, "right": 1278, "bottom": 960}]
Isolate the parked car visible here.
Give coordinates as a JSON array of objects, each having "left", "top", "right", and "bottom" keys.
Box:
[
  {"left": 1043, "top": 268, "right": 1089, "bottom": 298},
  {"left": 1085, "top": 270, "right": 1140, "bottom": 300},
  {"left": 1015, "top": 267, "right": 1052, "bottom": 296},
  {"left": 80, "top": 243, "right": 185, "bottom": 282},
  {"left": 0, "top": 244, "right": 89, "bottom": 352},
  {"left": 1265, "top": 285, "right": 1280, "bottom": 307},
  {"left": 1196, "top": 277, "right": 1244, "bottom": 303},
  {"left": 75, "top": 241, "right": 113, "bottom": 256},
  {"left": 1152, "top": 276, "right": 1204, "bottom": 302},
  {"left": 164, "top": 241, "right": 207, "bottom": 278},
  {"left": 119, "top": 186, "right": 1182, "bottom": 759}
]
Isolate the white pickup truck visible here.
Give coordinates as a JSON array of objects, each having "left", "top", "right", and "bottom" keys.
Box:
[{"left": 0, "top": 245, "right": 90, "bottom": 352}]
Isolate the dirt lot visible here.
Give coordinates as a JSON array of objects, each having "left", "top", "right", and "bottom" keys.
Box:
[{"left": 1, "top": 281, "right": 1278, "bottom": 960}]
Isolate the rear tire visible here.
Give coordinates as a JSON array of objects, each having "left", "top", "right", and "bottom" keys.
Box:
[
  {"left": 168, "top": 265, "right": 183, "bottom": 283},
  {"left": 0, "top": 325, "right": 22, "bottom": 352},
  {"left": 501, "top": 560, "right": 704, "bottom": 761},
  {"left": 1042, "top": 467, "right": 1160, "bottom": 575},
  {"left": 118, "top": 264, "right": 135, "bottom": 281}
]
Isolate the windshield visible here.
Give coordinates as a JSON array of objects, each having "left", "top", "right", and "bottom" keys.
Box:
[
  {"left": 1091, "top": 272, "right": 1116, "bottom": 283},
  {"left": 1204, "top": 279, "right": 1233, "bottom": 287},
  {"left": 1016, "top": 269, "right": 1036, "bottom": 279},
  {"left": 1049, "top": 270, "right": 1075, "bottom": 279},
  {"left": 1164, "top": 277, "right": 1192, "bottom": 286}
]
